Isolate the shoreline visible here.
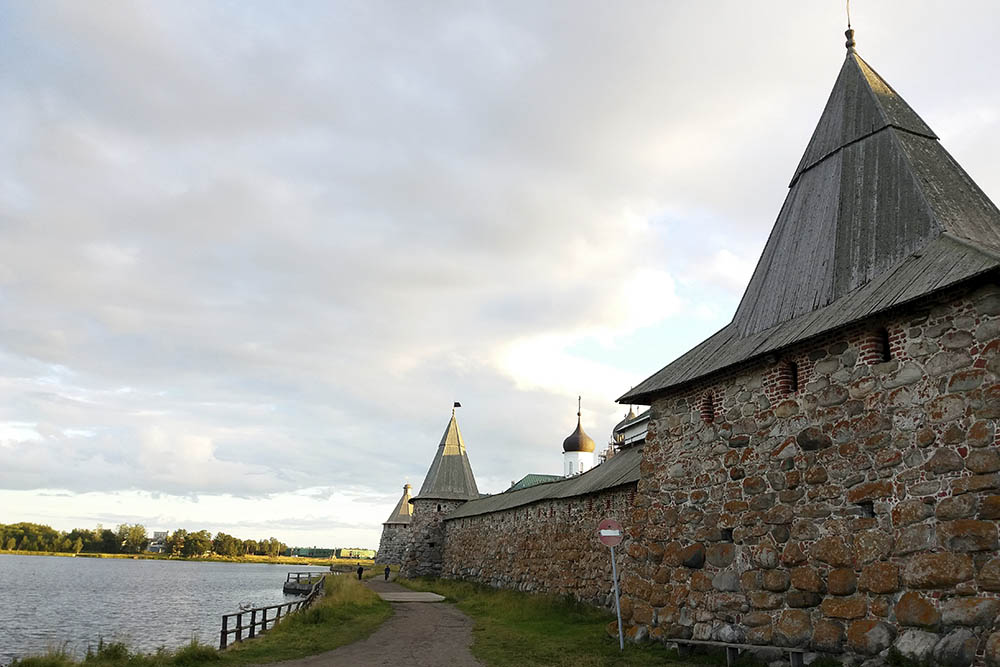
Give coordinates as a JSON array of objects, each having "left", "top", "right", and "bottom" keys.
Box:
[{"left": 0, "top": 550, "right": 374, "bottom": 567}]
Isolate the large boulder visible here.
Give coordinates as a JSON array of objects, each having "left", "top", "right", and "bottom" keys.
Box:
[
  {"left": 893, "top": 629, "right": 940, "bottom": 663},
  {"left": 931, "top": 628, "right": 978, "bottom": 667}
]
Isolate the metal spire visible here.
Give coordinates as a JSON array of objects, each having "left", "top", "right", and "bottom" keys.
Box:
[{"left": 845, "top": 0, "right": 856, "bottom": 52}]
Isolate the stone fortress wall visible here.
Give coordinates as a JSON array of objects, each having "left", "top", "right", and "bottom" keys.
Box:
[
  {"left": 440, "top": 484, "right": 635, "bottom": 605},
  {"left": 417, "top": 283, "right": 1000, "bottom": 666},
  {"left": 404, "top": 498, "right": 467, "bottom": 578},
  {"left": 375, "top": 521, "right": 409, "bottom": 565},
  {"left": 616, "top": 283, "right": 1000, "bottom": 664}
]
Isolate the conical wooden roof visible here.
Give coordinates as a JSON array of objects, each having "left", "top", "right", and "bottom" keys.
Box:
[
  {"left": 413, "top": 412, "right": 480, "bottom": 501},
  {"left": 621, "top": 34, "right": 1000, "bottom": 404},
  {"left": 383, "top": 484, "right": 413, "bottom": 525}
]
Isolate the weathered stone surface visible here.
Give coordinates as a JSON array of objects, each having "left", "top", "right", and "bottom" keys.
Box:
[
  {"left": 754, "top": 544, "right": 779, "bottom": 569},
  {"left": 811, "top": 536, "right": 854, "bottom": 567},
  {"left": 893, "top": 629, "right": 940, "bottom": 663},
  {"left": 847, "top": 480, "right": 894, "bottom": 504},
  {"left": 858, "top": 562, "right": 899, "bottom": 594},
  {"left": 892, "top": 498, "right": 934, "bottom": 526},
  {"left": 786, "top": 590, "right": 822, "bottom": 608},
  {"left": 941, "top": 597, "right": 1000, "bottom": 627},
  {"left": 774, "top": 609, "right": 811, "bottom": 648},
  {"left": 952, "top": 473, "right": 1000, "bottom": 495},
  {"left": 979, "top": 558, "right": 1000, "bottom": 591},
  {"left": 903, "top": 553, "right": 974, "bottom": 588},
  {"left": 828, "top": 568, "right": 857, "bottom": 595},
  {"left": 847, "top": 620, "right": 895, "bottom": 655},
  {"left": 762, "top": 569, "right": 789, "bottom": 592},
  {"left": 926, "top": 351, "right": 973, "bottom": 376},
  {"left": 925, "top": 448, "right": 965, "bottom": 473},
  {"left": 854, "top": 530, "right": 893, "bottom": 564},
  {"left": 937, "top": 495, "right": 979, "bottom": 520},
  {"left": 967, "top": 448, "right": 1000, "bottom": 473},
  {"left": 712, "top": 570, "right": 739, "bottom": 592},
  {"left": 790, "top": 567, "right": 825, "bottom": 593},
  {"left": 811, "top": 619, "right": 845, "bottom": 652},
  {"left": 821, "top": 596, "right": 867, "bottom": 619},
  {"left": 981, "top": 495, "right": 1000, "bottom": 520},
  {"left": 705, "top": 543, "right": 736, "bottom": 568},
  {"left": 679, "top": 543, "right": 705, "bottom": 569},
  {"left": 894, "top": 524, "right": 934, "bottom": 555},
  {"left": 797, "top": 427, "right": 832, "bottom": 451},
  {"left": 937, "top": 519, "right": 999, "bottom": 552},
  {"left": 780, "top": 541, "right": 807, "bottom": 566},
  {"left": 986, "top": 631, "right": 1000, "bottom": 667},
  {"left": 895, "top": 591, "right": 941, "bottom": 628},
  {"left": 931, "top": 628, "right": 978, "bottom": 667},
  {"left": 749, "top": 591, "right": 783, "bottom": 610}
]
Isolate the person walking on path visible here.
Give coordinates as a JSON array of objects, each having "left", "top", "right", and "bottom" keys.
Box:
[
  {"left": 356, "top": 564, "right": 364, "bottom": 580},
  {"left": 384, "top": 565, "right": 390, "bottom": 581}
]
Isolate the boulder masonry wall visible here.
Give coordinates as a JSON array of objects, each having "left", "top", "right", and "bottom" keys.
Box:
[{"left": 620, "top": 284, "right": 1000, "bottom": 665}]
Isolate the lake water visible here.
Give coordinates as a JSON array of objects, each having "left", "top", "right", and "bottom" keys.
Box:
[{"left": 0, "top": 554, "right": 331, "bottom": 665}]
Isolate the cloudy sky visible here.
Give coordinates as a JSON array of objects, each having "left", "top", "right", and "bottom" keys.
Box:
[{"left": 1, "top": 1, "right": 999, "bottom": 550}]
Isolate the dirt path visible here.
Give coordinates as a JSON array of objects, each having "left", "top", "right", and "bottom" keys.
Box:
[{"left": 265, "top": 580, "right": 484, "bottom": 667}]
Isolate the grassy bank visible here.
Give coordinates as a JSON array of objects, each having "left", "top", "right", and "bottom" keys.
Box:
[
  {"left": 11, "top": 575, "right": 391, "bottom": 667},
  {"left": 0, "top": 550, "right": 373, "bottom": 568},
  {"left": 398, "top": 578, "right": 765, "bottom": 667}
]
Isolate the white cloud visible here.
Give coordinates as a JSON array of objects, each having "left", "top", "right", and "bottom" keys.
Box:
[{"left": 0, "top": 1, "right": 998, "bottom": 548}]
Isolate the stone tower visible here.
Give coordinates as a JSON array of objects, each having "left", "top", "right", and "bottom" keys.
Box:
[
  {"left": 375, "top": 483, "right": 412, "bottom": 564},
  {"left": 400, "top": 408, "right": 480, "bottom": 578}
]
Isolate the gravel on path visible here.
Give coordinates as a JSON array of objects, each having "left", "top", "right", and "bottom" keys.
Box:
[{"left": 262, "top": 580, "right": 484, "bottom": 667}]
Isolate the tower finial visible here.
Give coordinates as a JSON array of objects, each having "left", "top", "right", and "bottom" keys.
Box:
[
  {"left": 845, "top": 0, "right": 856, "bottom": 52},
  {"left": 577, "top": 395, "right": 581, "bottom": 419}
]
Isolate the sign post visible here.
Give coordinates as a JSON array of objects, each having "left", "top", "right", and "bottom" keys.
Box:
[{"left": 598, "top": 518, "right": 625, "bottom": 651}]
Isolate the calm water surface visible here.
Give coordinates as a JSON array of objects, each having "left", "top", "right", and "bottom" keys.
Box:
[{"left": 0, "top": 554, "right": 330, "bottom": 665}]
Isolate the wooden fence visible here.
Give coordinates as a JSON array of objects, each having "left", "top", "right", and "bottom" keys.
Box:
[{"left": 219, "top": 574, "right": 326, "bottom": 649}]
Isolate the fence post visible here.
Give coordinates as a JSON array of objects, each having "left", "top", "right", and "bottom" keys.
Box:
[
  {"left": 250, "top": 609, "right": 257, "bottom": 639},
  {"left": 220, "top": 615, "right": 228, "bottom": 650},
  {"left": 237, "top": 612, "right": 243, "bottom": 643}
]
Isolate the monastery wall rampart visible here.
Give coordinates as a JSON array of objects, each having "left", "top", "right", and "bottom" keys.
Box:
[
  {"left": 441, "top": 484, "right": 636, "bottom": 606},
  {"left": 621, "top": 283, "right": 1000, "bottom": 665},
  {"left": 402, "top": 497, "right": 466, "bottom": 578}
]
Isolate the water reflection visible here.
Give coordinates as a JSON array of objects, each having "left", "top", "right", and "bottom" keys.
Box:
[{"left": 0, "top": 555, "right": 330, "bottom": 665}]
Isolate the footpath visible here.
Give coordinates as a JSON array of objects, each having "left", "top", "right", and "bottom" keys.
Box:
[{"left": 266, "top": 578, "right": 484, "bottom": 667}]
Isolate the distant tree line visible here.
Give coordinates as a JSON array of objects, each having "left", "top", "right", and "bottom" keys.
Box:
[{"left": 0, "top": 522, "right": 288, "bottom": 558}]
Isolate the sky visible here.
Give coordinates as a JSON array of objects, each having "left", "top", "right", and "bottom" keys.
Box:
[{"left": 1, "top": 1, "right": 999, "bottom": 550}]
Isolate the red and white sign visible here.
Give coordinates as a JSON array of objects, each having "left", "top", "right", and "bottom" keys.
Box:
[{"left": 598, "top": 518, "right": 623, "bottom": 547}]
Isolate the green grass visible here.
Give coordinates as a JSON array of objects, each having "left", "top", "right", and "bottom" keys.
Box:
[
  {"left": 12, "top": 575, "right": 392, "bottom": 667},
  {"left": 398, "top": 577, "right": 762, "bottom": 667}
]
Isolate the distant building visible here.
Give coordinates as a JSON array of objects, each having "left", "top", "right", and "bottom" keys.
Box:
[
  {"left": 287, "top": 547, "right": 336, "bottom": 558},
  {"left": 336, "top": 548, "right": 376, "bottom": 559},
  {"left": 508, "top": 473, "right": 562, "bottom": 491},
  {"left": 612, "top": 407, "right": 649, "bottom": 448},
  {"left": 146, "top": 531, "right": 168, "bottom": 554},
  {"left": 562, "top": 398, "right": 597, "bottom": 476}
]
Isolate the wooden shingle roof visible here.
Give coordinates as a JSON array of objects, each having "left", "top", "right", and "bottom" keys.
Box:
[
  {"left": 621, "top": 39, "right": 1000, "bottom": 405},
  {"left": 383, "top": 484, "right": 413, "bottom": 525},
  {"left": 412, "top": 413, "right": 480, "bottom": 501}
]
